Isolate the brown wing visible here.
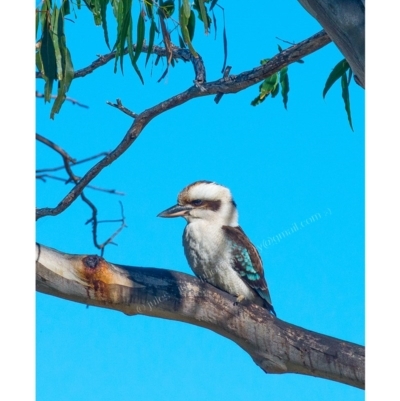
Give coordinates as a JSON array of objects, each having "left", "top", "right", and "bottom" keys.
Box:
[{"left": 222, "top": 225, "right": 275, "bottom": 313}]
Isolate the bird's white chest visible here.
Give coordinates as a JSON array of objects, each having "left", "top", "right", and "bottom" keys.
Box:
[{"left": 183, "top": 221, "right": 255, "bottom": 300}]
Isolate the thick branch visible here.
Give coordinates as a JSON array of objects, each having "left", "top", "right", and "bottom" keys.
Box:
[
  {"left": 298, "top": 0, "right": 365, "bottom": 87},
  {"left": 36, "top": 30, "right": 331, "bottom": 220},
  {"left": 36, "top": 243, "right": 364, "bottom": 389}
]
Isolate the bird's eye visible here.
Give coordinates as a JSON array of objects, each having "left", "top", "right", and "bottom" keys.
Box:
[{"left": 191, "top": 199, "right": 203, "bottom": 206}]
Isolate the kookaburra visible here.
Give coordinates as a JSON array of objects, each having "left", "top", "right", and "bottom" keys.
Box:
[{"left": 158, "top": 180, "right": 276, "bottom": 316}]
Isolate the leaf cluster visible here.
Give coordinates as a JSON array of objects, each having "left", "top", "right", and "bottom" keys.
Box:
[
  {"left": 323, "top": 59, "right": 354, "bottom": 131},
  {"left": 36, "top": 0, "right": 74, "bottom": 119},
  {"left": 251, "top": 46, "right": 290, "bottom": 109},
  {"left": 36, "top": 0, "right": 225, "bottom": 118}
]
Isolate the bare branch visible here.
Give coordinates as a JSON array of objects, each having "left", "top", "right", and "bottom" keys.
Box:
[
  {"left": 36, "top": 134, "right": 126, "bottom": 249},
  {"left": 36, "top": 243, "right": 365, "bottom": 389},
  {"left": 36, "top": 133, "right": 76, "bottom": 163},
  {"left": 106, "top": 99, "right": 138, "bottom": 118},
  {"left": 36, "top": 30, "right": 331, "bottom": 220},
  {"left": 36, "top": 44, "right": 193, "bottom": 80},
  {"left": 84, "top": 200, "right": 127, "bottom": 256}
]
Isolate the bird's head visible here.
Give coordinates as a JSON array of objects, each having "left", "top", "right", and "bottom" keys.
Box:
[{"left": 157, "top": 180, "right": 238, "bottom": 226}]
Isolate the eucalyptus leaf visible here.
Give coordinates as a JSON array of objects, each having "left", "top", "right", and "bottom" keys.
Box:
[
  {"left": 179, "top": 5, "right": 198, "bottom": 57},
  {"left": 323, "top": 59, "right": 349, "bottom": 98},
  {"left": 279, "top": 67, "right": 289, "bottom": 109},
  {"left": 99, "top": 0, "right": 110, "bottom": 49},
  {"left": 146, "top": 19, "right": 157, "bottom": 66},
  {"left": 133, "top": 10, "right": 145, "bottom": 64},
  {"left": 341, "top": 72, "right": 354, "bottom": 131},
  {"left": 183, "top": 0, "right": 191, "bottom": 19}
]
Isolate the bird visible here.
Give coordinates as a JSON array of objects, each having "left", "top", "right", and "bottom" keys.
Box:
[{"left": 157, "top": 180, "right": 276, "bottom": 316}]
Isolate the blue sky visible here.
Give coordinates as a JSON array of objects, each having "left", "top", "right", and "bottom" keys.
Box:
[
  {"left": 34, "top": 2, "right": 365, "bottom": 400},
  {"left": 4, "top": 0, "right": 380, "bottom": 399}
]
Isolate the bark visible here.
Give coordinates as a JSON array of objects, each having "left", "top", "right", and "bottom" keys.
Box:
[
  {"left": 36, "top": 244, "right": 365, "bottom": 389},
  {"left": 298, "top": 0, "right": 365, "bottom": 87}
]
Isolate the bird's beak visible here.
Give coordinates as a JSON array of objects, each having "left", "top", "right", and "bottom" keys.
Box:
[{"left": 157, "top": 204, "right": 192, "bottom": 218}]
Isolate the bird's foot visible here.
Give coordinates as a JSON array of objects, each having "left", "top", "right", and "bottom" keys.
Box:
[{"left": 234, "top": 294, "right": 245, "bottom": 306}]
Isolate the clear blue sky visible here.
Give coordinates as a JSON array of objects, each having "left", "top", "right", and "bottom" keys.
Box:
[{"left": 34, "top": 1, "right": 366, "bottom": 400}]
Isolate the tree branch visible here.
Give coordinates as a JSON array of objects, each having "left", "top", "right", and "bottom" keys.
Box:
[
  {"left": 36, "top": 30, "right": 331, "bottom": 220},
  {"left": 36, "top": 243, "right": 365, "bottom": 389},
  {"left": 298, "top": 0, "right": 365, "bottom": 87},
  {"left": 36, "top": 135, "right": 127, "bottom": 251},
  {"left": 35, "top": 44, "right": 199, "bottom": 80}
]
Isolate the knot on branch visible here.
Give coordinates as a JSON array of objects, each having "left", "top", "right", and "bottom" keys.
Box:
[{"left": 83, "top": 255, "right": 104, "bottom": 269}]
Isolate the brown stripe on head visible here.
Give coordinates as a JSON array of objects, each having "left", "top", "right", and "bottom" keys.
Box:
[{"left": 200, "top": 200, "right": 221, "bottom": 211}]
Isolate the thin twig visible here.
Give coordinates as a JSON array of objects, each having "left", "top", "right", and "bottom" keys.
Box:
[
  {"left": 275, "top": 37, "right": 297, "bottom": 46},
  {"left": 36, "top": 133, "right": 76, "bottom": 163},
  {"left": 36, "top": 91, "right": 89, "bottom": 108},
  {"left": 36, "top": 151, "right": 111, "bottom": 173},
  {"left": 84, "top": 199, "right": 127, "bottom": 257},
  {"left": 106, "top": 99, "right": 138, "bottom": 118},
  {"left": 36, "top": 174, "right": 125, "bottom": 195}
]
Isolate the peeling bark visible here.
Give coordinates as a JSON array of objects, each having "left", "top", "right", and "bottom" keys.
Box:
[{"left": 36, "top": 244, "right": 365, "bottom": 389}]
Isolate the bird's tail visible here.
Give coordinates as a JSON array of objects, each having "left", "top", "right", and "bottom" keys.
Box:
[{"left": 257, "top": 290, "right": 276, "bottom": 316}]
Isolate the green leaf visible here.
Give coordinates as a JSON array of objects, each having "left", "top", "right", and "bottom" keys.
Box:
[
  {"left": 93, "top": 0, "right": 102, "bottom": 25},
  {"left": 279, "top": 66, "right": 289, "bottom": 109},
  {"left": 187, "top": 10, "right": 196, "bottom": 41},
  {"left": 40, "top": 14, "right": 57, "bottom": 101},
  {"left": 62, "top": 0, "right": 71, "bottom": 16},
  {"left": 323, "top": 59, "right": 350, "bottom": 98},
  {"left": 50, "top": 5, "right": 75, "bottom": 118},
  {"left": 145, "top": 0, "right": 154, "bottom": 19},
  {"left": 160, "top": 0, "right": 175, "bottom": 18},
  {"left": 51, "top": 46, "right": 75, "bottom": 119},
  {"left": 179, "top": 5, "right": 198, "bottom": 57},
  {"left": 40, "top": 1, "right": 49, "bottom": 30},
  {"left": 36, "top": 8, "right": 40, "bottom": 38},
  {"left": 209, "top": 0, "right": 218, "bottom": 11},
  {"left": 36, "top": 50, "right": 44, "bottom": 75},
  {"left": 220, "top": 7, "right": 227, "bottom": 73},
  {"left": 341, "top": 71, "right": 354, "bottom": 131},
  {"left": 347, "top": 68, "right": 353, "bottom": 86},
  {"left": 260, "top": 73, "right": 278, "bottom": 95},
  {"left": 99, "top": 0, "right": 110, "bottom": 49},
  {"left": 277, "top": 44, "right": 283, "bottom": 52},
  {"left": 113, "top": 0, "right": 133, "bottom": 73},
  {"left": 112, "top": 0, "right": 119, "bottom": 18},
  {"left": 251, "top": 73, "right": 279, "bottom": 107},
  {"left": 183, "top": 0, "right": 191, "bottom": 19},
  {"left": 145, "top": 19, "right": 157, "bottom": 66},
  {"left": 271, "top": 82, "right": 280, "bottom": 98},
  {"left": 196, "top": 0, "right": 210, "bottom": 33},
  {"left": 251, "top": 94, "right": 267, "bottom": 106},
  {"left": 178, "top": 34, "right": 186, "bottom": 49},
  {"left": 126, "top": 17, "right": 144, "bottom": 83},
  {"left": 133, "top": 10, "right": 145, "bottom": 64},
  {"left": 51, "top": 7, "right": 63, "bottom": 80}
]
